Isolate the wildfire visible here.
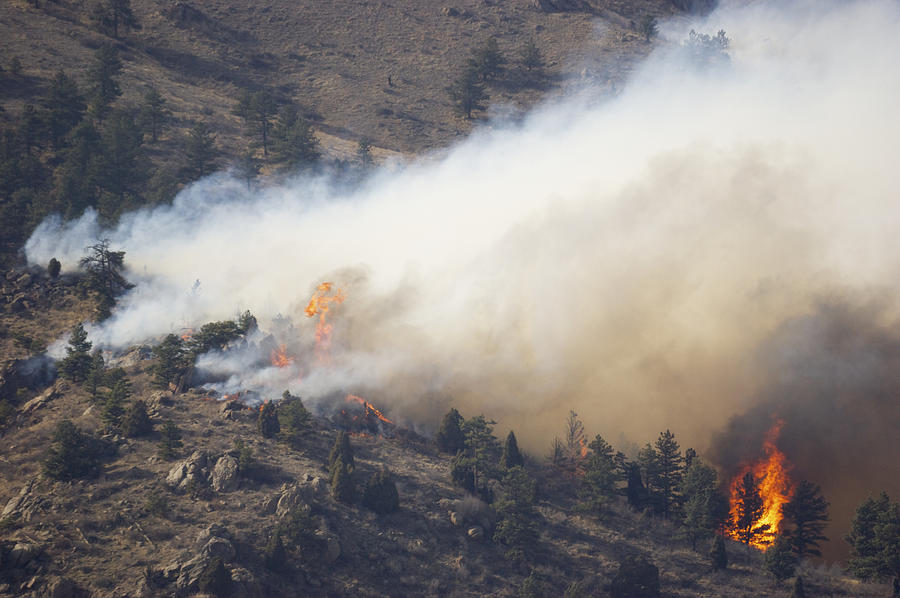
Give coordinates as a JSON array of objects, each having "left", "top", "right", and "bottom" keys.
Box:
[
  {"left": 345, "top": 394, "right": 393, "bottom": 425},
  {"left": 304, "top": 282, "right": 345, "bottom": 363},
  {"left": 270, "top": 344, "right": 295, "bottom": 368},
  {"left": 727, "top": 419, "right": 794, "bottom": 549}
]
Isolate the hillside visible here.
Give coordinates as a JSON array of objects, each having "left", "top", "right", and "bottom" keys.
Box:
[
  {"left": 0, "top": 0, "right": 673, "bottom": 157},
  {"left": 0, "top": 268, "right": 893, "bottom": 597}
]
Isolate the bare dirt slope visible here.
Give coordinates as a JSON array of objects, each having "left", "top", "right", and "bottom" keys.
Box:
[{"left": 0, "top": 0, "right": 677, "bottom": 157}]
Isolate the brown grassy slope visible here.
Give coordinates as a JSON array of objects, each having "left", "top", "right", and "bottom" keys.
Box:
[
  {"left": 0, "top": 288, "right": 891, "bottom": 597},
  {"left": 0, "top": 0, "right": 677, "bottom": 158}
]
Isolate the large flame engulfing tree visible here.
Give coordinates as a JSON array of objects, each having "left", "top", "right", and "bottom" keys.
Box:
[
  {"left": 727, "top": 419, "right": 794, "bottom": 549},
  {"left": 304, "top": 282, "right": 345, "bottom": 364}
]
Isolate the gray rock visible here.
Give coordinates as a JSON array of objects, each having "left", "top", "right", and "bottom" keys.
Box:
[
  {"left": 165, "top": 451, "right": 209, "bottom": 493},
  {"left": 316, "top": 530, "right": 341, "bottom": 564},
  {"left": 2, "top": 480, "right": 46, "bottom": 523},
  {"left": 449, "top": 511, "right": 463, "bottom": 527},
  {"left": 8, "top": 542, "right": 41, "bottom": 568},
  {"left": 16, "top": 273, "right": 32, "bottom": 288},
  {"left": 42, "top": 576, "right": 77, "bottom": 598},
  {"left": 201, "top": 536, "right": 236, "bottom": 561},
  {"left": 196, "top": 523, "right": 231, "bottom": 545},
  {"left": 466, "top": 526, "right": 484, "bottom": 541},
  {"left": 21, "top": 384, "right": 61, "bottom": 414},
  {"left": 210, "top": 454, "right": 239, "bottom": 492},
  {"left": 275, "top": 484, "right": 310, "bottom": 519}
]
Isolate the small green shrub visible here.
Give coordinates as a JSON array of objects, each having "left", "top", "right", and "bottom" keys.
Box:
[{"left": 362, "top": 469, "right": 399, "bottom": 514}]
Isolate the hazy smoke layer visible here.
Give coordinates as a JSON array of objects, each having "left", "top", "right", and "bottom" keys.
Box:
[{"left": 25, "top": 0, "right": 900, "bottom": 521}]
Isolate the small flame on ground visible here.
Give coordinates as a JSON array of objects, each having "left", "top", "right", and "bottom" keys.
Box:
[
  {"left": 727, "top": 418, "right": 794, "bottom": 549},
  {"left": 305, "top": 282, "right": 345, "bottom": 364}
]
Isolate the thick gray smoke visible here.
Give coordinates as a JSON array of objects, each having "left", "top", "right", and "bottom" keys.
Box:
[{"left": 24, "top": 0, "right": 900, "bottom": 531}]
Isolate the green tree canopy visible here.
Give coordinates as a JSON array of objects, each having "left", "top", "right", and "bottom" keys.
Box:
[
  {"left": 782, "top": 480, "right": 829, "bottom": 558},
  {"left": 846, "top": 492, "right": 900, "bottom": 580}
]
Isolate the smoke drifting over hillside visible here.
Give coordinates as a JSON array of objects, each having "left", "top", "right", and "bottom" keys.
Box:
[{"left": 25, "top": 0, "right": 900, "bottom": 541}]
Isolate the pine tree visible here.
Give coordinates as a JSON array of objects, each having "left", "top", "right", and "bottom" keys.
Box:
[
  {"left": 151, "top": 334, "right": 187, "bottom": 390},
  {"left": 356, "top": 138, "right": 373, "bottom": 167},
  {"left": 449, "top": 64, "right": 487, "bottom": 120},
  {"left": 791, "top": 575, "right": 806, "bottom": 598},
  {"left": 92, "top": 0, "right": 139, "bottom": 38},
  {"left": 98, "top": 109, "right": 145, "bottom": 214},
  {"left": 79, "top": 239, "right": 134, "bottom": 319},
  {"left": 184, "top": 122, "right": 218, "bottom": 179},
  {"left": 578, "top": 434, "right": 619, "bottom": 515},
  {"left": 121, "top": 399, "right": 153, "bottom": 437},
  {"left": 638, "top": 15, "right": 659, "bottom": 42},
  {"left": 330, "top": 457, "right": 354, "bottom": 503},
  {"left": 84, "top": 348, "right": 106, "bottom": 401},
  {"left": 278, "top": 391, "right": 310, "bottom": 447},
  {"left": 846, "top": 492, "right": 900, "bottom": 580},
  {"left": 637, "top": 442, "right": 660, "bottom": 512},
  {"left": 328, "top": 430, "right": 354, "bottom": 471},
  {"left": 52, "top": 120, "right": 103, "bottom": 218},
  {"left": 42, "top": 71, "right": 85, "bottom": 150},
  {"left": 625, "top": 461, "right": 650, "bottom": 511},
  {"left": 59, "top": 323, "right": 93, "bottom": 382},
  {"left": 139, "top": 87, "right": 168, "bottom": 142},
  {"left": 157, "top": 421, "right": 183, "bottom": 460},
  {"left": 462, "top": 415, "right": 499, "bottom": 491},
  {"left": 258, "top": 401, "right": 280, "bottom": 439},
  {"left": 270, "top": 105, "right": 319, "bottom": 169},
  {"left": 362, "top": 468, "right": 399, "bottom": 514},
  {"left": 493, "top": 466, "right": 538, "bottom": 561},
  {"left": 732, "top": 472, "right": 770, "bottom": 546},
  {"left": 500, "top": 430, "right": 524, "bottom": 470},
  {"left": 87, "top": 45, "right": 122, "bottom": 122},
  {"left": 680, "top": 458, "right": 729, "bottom": 550},
  {"left": 519, "top": 38, "right": 543, "bottom": 72},
  {"left": 710, "top": 535, "right": 728, "bottom": 570},
  {"left": 764, "top": 535, "right": 797, "bottom": 582},
  {"left": 436, "top": 407, "right": 466, "bottom": 454},
  {"left": 233, "top": 91, "right": 277, "bottom": 157},
  {"left": 653, "top": 429, "right": 684, "bottom": 519},
  {"left": 43, "top": 420, "right": 105, "bottom": 480},
  {"left": 473, "top": 37, "right": 505, "bottom": 81},
  {"left": 101, "top": 377, "right": 131, "bottom": 432},
  {"left": 263, "top": 533, "right": 286, "bottom": 571},
  {"left": 782, "top": 480, "right": 829, "bottom": 558}
]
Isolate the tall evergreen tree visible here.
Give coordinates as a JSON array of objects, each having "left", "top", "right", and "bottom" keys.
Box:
[
  {"left": 519, "top": 38, "right": 543, "bottom": 72},
  {"left": 499, "top": 430, "right": 524, "bottom": 470},
  {"left": 449, "top": 63, "right": 487, "bottom": 120},
  {"left": 492, "top": 466, "right": 538, "bottom": 561},
  {"left": 79, "top": 239, "right": 134, "bottom": 318},
  {"left": 43, "top": 419, "right": 105, "bottom": 480},
  {"left": 43, "top": 71, "right": 86, "bottom": 150},
  {"left": 84, "top": 348, "right": 106, "bottom": 402},
  {"left": 653, "top": 429, "right": 684, "bottom": 519},
  {"left": 99, "top": 108, "right": 145, "bottom": 214},
  {"left": 329, "top": 430, "right": 355, "bottom": 471},
  {"left": 121, "top": 399, "right": 153, "bottom": 437},
  {"left": 732, "top": 472, "right": 770, "bottom": 546},
  {"left": 184, "top": 122, "right": 218, "bottom": 179},
  {"left": 461, "top": 414, "right": 499, "bottom": 491},
  {"left": 680, "top": 459, "right": 729, "bottom": 550},
  {"left": 53, "top": 120, "right": 103, "bottom": 217},
  {"left": 578, "top": 434, "right": 619, "bottom": 514},
  {"left": 473, "top": 37, "right": 505, "bottom": 81},
  {"left": 782, "top": 480, "right": 829, "bottom": 558},
  {"left": 764, "top": 535, "right": 797, "bottom": 582},
  {"left": 157, "top": 421, "right": 183, "bottom": 460},
  {"left": 709, "top": 535, "right": 728, "bottom": 570},
  {"left": 436, "top": 407, "right": 466, "bottom": 454},
  {"left": 278, "top": 391, "right": 310, "bottom": 447},
  {"left": 233, "top": 91, "right": 277, "bottom": 157},
  {"left": 87, "top": 45, "right": 122, "bottom": 122},
  {"left": 330, "top": 456, "right": 354, "bottom": 503},
  {"left": 258, "top": 401, "right": 280, "bottom": 439},
  {"left": 59, "top": 323, "right": 93, "bottom": 382},
  {"left": 151, "top": 334, "right": 188, "bottom": 390},
  {"left": 845, "top": 492, "right": 900, "bottom": 580},
  {"left": 270, "top": 105, "right": 319, "bottom": 169},
  {"left": 139, "top": 87, "right": 168, "bottom": 143},
  {"left": 625, "top": 461, "right": 650, "bottom": 511},
  {"left": 101, "top": 377, "right": 131, "bottom": 432}
]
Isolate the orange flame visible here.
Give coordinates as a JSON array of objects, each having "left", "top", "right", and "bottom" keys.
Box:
[
  {"left": 305, "top": 282, "right": 345, "bottom": 364},
  {"left": 270, "top": 344, "right": 295, "bottom": 368},
  {"left": 727, "top": 419, "right": 794, "bottom": 549},
  {"left": 345, "top": 394, "right": 393, "bottom": 425}
]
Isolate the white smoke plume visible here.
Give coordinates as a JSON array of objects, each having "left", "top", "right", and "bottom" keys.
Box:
[{"left": 25, "top": 0, "right": 900, "bottom": 462}]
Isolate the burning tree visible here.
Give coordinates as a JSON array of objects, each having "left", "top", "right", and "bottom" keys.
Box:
[
  {"left": 732, "top": 472, "right": 771, "bottom": 546},
  {"left": 725, "top": 420, "right": 795, "bottom": 549}
]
